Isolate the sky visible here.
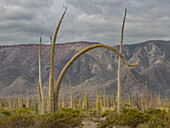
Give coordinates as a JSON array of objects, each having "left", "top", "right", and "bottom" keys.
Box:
[{"left": 0, "top": 0, "right": 170, "bottom": 45}]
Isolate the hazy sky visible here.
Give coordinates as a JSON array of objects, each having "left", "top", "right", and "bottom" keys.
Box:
[{"left": 0, "top": 0, "right": 170, "bottom": 45}]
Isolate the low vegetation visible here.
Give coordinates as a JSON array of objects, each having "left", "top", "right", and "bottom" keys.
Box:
[
  {"left": 98, "top": 108, "right": 170, "bottom": 128},
  {"left": 0, "top": 107, "right": 83, "bottom": 128},
  {"left": 0, "top": 93, "right": 170, "bottom": 127}
]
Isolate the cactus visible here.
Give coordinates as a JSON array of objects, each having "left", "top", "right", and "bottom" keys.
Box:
[
  {"left": 83, "top": 91, "right": 87, "bottom": 110},
  {"left": 100, "top": 89, "right": 103, "bottom": 108},
  {"left": 112, "top": 94, "right": 115, "bottom": 109},
  {"left": 80, "top": 76, "right": 84, "bottom": 108},
  {"left": 157, "top": 93, "right": 161, "bottom": 108},
  {"left": 18, "top": 93, "right": 21, "bottom": 109},
  {"left": 48, "top": 7, "right": 67, "bottom": 113},
  {"left": 140, "top": 96, "right": 143, "bottom": 111},
  {"left": 96, "top": 85, "right": 101, "bottom": 118},
  {"left": 76, "top": 96, "right": 81, "bottom": 109},
  {"left": 153, "top": 91, "right": 157, "bottom": 108},
  {"left": 117, "top": 8, "right": 127, "bottom": 115},
  {"left": 104, "top": 87, "right": 106, "bottom": 109},
  {"left": 62, "top": 96, "right": 65, "bottom": 107},
  {"left": 86, "top": 93, "right": 89, "bottom": 110},
  {"left": 69, "top": 80, "right": 73, "bottom": 108},
  {"left": 37, "top": 83, "right": 42, "bottom": 113},
  {"left": 135, "top": 93, "right": 141, "bottom": 110},
  {"left": 35, "top": 102, "right": 38, "bottom": 114},
  {"left": 8, "top": 96, "right": 11, "bottom": 108},
  {"left": 144, "top": 81, "right": 149, "bottom": 110},
  {"left": 107, "top": 94, "right": 111, "bottom": 108},
  {"left": 26, "top": 87, "right": 29, "bottom": 108},
  {"left": 127, "top": 74, "right": 131, "bottom": 106},
  {"left": 74, "top": 98, "right": 77, "bottom": 109},
  {"left": 136, "top": 93, "right": 139, "bottom": 105}
]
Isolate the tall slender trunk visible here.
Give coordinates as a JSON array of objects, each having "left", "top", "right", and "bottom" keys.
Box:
[
  {"left": 49, "top": 7, "right": 67, "bottom": 113},
  {"left": 104, "top": 87, "right": 106, "bottom": 109},
  {"left": 69, "top": 80, "right": 73, "bottom": 108},
  {"left": 80, "top": 76, "right": 84, "bottom": 108},
  {"left": 96, "top": 84, "right": 101, "bottom": 119},
  {"left": 39, "top": 37, "right": 45, "bottom": 114},
  {"left": 26, "top": 87, "right": 29, "bottom": 108},
  {"left": 117, "top": 8, "right": 127, "bottom": 115},
  {"left": 127, "top": 74, "right": 131, "bottom": 106},
  {"left": 112, "top": 94, "right": 115, "bottom": 109},
  {"left": 8, "top": 96, "right": 11, "bottom": 108}
]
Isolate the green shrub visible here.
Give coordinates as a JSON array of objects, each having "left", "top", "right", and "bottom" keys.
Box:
[
  {"left": 0, "top": 108, "right": 38, "bottom": 127},
  {"left": 147, "top": 116, "right": 167, "bottom": 128},
  {"left": 87, "top": 108, "right": 97, "bottom": 117},
  {"left": 0, "top": 108, "right": 11, "bottom": 118},
  {"left": 0, "top": 107, "right": 83, "bottom": 128},
  {"left": 0, "top": 119, "right": 6, "bottom": 128},
  {"left": 38, "top": 108, "right": 82, "bottom": 128},
  {"left": 98, "top": 108, "right": 151, "bottom": 128},
  {"left": 0, "top": 107, "right": 5, "bottom": 112},
  {"left": 6, "top": 111, "right": 38, "bottom": 128},
  {"left": 15, "top": 108, "right": 35, "bottom": 114},
  {"left": 0, "top": 111, "right": 11, "bottom": 116},
  {"left": 119, "top": 108, "right": 151, "bottom": 127},
  {"left": 145, "top": 108, "right": 162, "bottom": 115},
  {"left": 102, "top": 110, "right": 112, "bottom": 117},
  {"left": 97, "top": 111, "right": 118, "bottom": 128},
  {"left": 146, "top": 109, "right": 170, "bottom": 128}
]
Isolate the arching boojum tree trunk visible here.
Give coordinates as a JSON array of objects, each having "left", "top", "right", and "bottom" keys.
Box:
[{"left": 54, "top": 44, "right": 140, "bottom": 112}]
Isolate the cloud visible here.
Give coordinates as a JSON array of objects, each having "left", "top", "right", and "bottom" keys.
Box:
[
  {"left": 0, "top": 0, "right": 54, "bottom": 44},
  {"left": 0, "top": 0, "right": 169, "bottom": 45}
]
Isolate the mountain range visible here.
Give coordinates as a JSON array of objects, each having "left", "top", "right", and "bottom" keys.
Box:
[{"left": 0, "top": 40, "right": 169, "bottom": 99}]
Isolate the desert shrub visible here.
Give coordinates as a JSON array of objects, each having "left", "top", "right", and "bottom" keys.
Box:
[
  {"left": 0, "top": 107, "right": 11, "bottom": 118},
  {"left": 145, "top": 108, "right": 163, "bottom": 115},
  {"left": 97, "top": 111, "right": 118, "bottom": 128},
  {"left": 147, "top": 116, "right": 166, "bottom": 128},
  {"left": 0, "top": 118, "right": 6, "bottom": 128},
  {"left": 0, "top": 107, "right": 5, "bottom": 111},
  {"left": 0, "top": 108, "right": 38, "bottom": 128},
  {"left": 146, "top": 109, "right": 170, "bottom": 128},
  {"left": 119, "top": 108, "right": 151, "bottom": 127},
  {"left": 102, "top": 110, "right": 113, "bottom": 117},
  {"left": 0, "top": 107, "right": 83, "bottom": 128},
  {"left": 98, "top": 117, "right": 113, "bottom": 128},
  {"left": 0, "top": 111, "right": 11, "bottom": 116},
  {"left": 16, "top": 108, "right": 35, "bottom": 113},
  {"left": 98, "top": 108, "right": 151, "bottom": 128},
  {"left": 6, "top": 110, "right": 38, "bottom": 128},
  {"left": 38, "top": 107, "right": 82, "bottom": 128},
  {"left": 98, "top": 107, "right": 170, "bottom": 128},
  {"left": 87, "top": 108, "right": 97, "bottom": 117}
]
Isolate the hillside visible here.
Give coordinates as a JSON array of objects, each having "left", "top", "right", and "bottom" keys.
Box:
[{"left": 0, "top": 40, "right": 169, "bottom": 99}]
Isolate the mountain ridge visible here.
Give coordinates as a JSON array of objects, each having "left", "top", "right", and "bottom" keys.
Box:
[{"left": 0, "top": 40, "right": 169, "bottom": 99}]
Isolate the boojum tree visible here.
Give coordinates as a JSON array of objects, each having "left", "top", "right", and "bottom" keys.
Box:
[
  {"left": 117, "top": 8, "right": 127, "bottom": 115},
  {"left": 38, "top": 37, "right": 45, "bottom": 114},
  {"left": 53, "top": 44, "right": 140, "bottom": 112},
  {"left": 48, "top": 7, "right": 67, "bottom": 113}
]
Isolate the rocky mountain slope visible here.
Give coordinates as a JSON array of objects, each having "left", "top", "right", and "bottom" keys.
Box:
[{"left": 0, "top": 40, "right": 169, "bottom": 99}]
